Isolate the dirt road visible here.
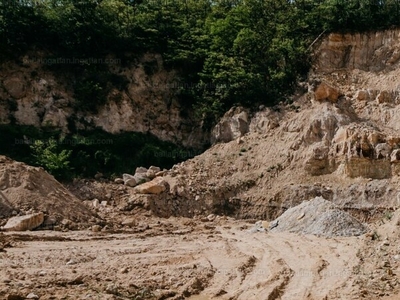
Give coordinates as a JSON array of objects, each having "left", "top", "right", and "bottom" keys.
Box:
[{"left": 0, "top": 217, "right": 366, "bottom": 300}]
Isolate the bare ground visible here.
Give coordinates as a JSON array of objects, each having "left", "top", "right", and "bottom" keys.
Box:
[{"left": 2, "top": 215, "right": 394, "bottom": 300}]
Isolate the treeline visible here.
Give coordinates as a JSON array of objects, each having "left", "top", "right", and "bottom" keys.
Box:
[
  {"left": 1, "top": 0, "right": 400, "bottom": 119},
  {"left": 1, "top": 0, "right": 400, "bottom": 180}
]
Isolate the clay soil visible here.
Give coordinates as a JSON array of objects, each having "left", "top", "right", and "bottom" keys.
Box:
[{"left": 2, "top": 215, "right": 398, "bottom": 300}]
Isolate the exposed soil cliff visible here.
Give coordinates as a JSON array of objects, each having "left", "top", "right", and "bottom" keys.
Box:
[{"left": 125, "top": 28, "right": 400, "bottom": 222}]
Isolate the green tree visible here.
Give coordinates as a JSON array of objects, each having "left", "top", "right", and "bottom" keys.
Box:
[{"left": 30, "top": 138, "right": 72, "bottom": 180}]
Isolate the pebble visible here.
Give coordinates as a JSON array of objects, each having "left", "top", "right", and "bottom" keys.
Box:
[
  {"left": 39, "top": 271, "right": 46, "bottom": 276},
  {"left": 207, "top": 214, "right": 216, "bottom": 221},
  {"left": 26, "top": 293, "right": 39, "bottom": 299},
  {"left": 383, "top": 261, "right": 390, "bottom": 268},
  {"left": 66, "top": 259, "right": 77, "bottom": 265},
  {"left": 91, "top": 225, "right": 102, "bottom": 232}
]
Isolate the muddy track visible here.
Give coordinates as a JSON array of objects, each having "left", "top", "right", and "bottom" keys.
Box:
[{"left": 0, "top": 221, "right": 364, "bottom": 300}]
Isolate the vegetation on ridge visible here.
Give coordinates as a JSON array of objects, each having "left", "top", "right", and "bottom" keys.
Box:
[{"left": 1, "top": 0, "right": 400, "bottom": 179}]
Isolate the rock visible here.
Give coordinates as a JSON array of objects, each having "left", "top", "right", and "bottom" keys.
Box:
[
  {"left": 135, "top": 177, "right": 167, "bottom": 194},
  {"left": 66, "top": 259, "right": 77, "bottom": 265},
  {"left": 114, "top": 178, "right": 124, "bottom": 184},
  {"left": 207, "top": 214, "right": 216, "bottom": 221},
  {"left": 133, "top": 173, "right": 150, "bottom": 185},
  {"left": 91, "top": 225, "right": 102, "bottom": 232},
  {"left": 149, "top": 166, "right": 161, "bottom": 173},
  {"left": 375, "top": 143, "right": 391, "bottom": 159},
  {"left": 211, "top": 107, "right": 249, "bottom": 143},
  {"left": 3, "top": 212, "right": 44, "bottom": 231},
  {"left": 121, "top": 218, "right": 136, "bottom": 227},
  {"left": 3, "top": 77, "right": 26, "bottom": 99},
  {"left": 94, "top": 172, "right": 103, "bottom": 179},
  {"left": 100, "top": 201, "right": 107, "bottom": 207},
  {"left": 314, "top": 82, "right": 340, "bottom": 103},
  {"left": 249, "top": 108, "right": 280, "bottom": 133},
  {"left": 26, "top": 293, "right": 39, "bottom": 299},
  {"left": 155, "top": 171, "right": 166, "bottom": 177},
  {"left": 383, "top": 261, "right": 391, "bottom": 268},
  {"left": 39, "top": 271, "right": 46, "bottom": 276},
  {"left": 135, "top": 167, "right": 148, "bottom": 174},
  {"left": 123, "top": 174, "right": 137, "bottom": 187},
  {"left": 120, "top": 267, "right": 129, "bottom": 274},
  {"left": 355, "top": 90, "right": 370, "bottom": 101},
  {"left": 261, "top": 221, "right": 269, "bottom": 229},
  {"left": 146, "top": 169, "right": 157, "bottom": 179},
  {"left": 61, "top": 218, "right": 77, "bottom": 230},
  {"left": 304, "top": 144, "right": 330, "bottom": 175},
  {"left": 69, "top": 275, "right": 84, "bottom": 285},
  {"left": 391, "top": 149, "right": 400, "bottom": 162},
  {"left": 92, "top": 199, "right": 100, "bottom": 208},
  {"left": 376, "top": 91, "right": 392, "bottom": 104}
]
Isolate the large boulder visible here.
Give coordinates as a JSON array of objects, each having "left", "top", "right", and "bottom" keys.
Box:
[
  {"left": 146, "top": 166, "right": 161, "bottom": 179},
  {"left": 2, "top": 212, "right": 44, "bottom": 231},
  {"left": 211, "top": 107, "right": 249, "bottom": 144},
  {"left": 135, "top": 177, "right": 167, "bottom": 194},
  {"left": 3, "top": 77, "right": 26, "bottom": 99},
  {"left": 123, "top": 173, "right": 137, "bottom": 187},
  {"left": 314, "top": 82, "right": 340, "bottom": 103}
]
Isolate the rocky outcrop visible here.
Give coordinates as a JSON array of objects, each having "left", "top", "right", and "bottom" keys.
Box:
[
  {"left": 249, "top": 108, "right": 281, "bottom": 133},
  {"left": 345, "top": 157, "right": 391, "bottom": 179},
  {"left": 211, "top": 107, "right": 249, "bottom": 144},
  {"left": 314, "top": 29, "right": 400, "bottom": 73},
  {"left": 0, "top": 53, "right": 208, "bottom": 148},
  {"left": 2, "top": 212, "right": 44, "bottom": 231}
]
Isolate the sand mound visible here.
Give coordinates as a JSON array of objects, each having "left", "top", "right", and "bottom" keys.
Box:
[
  {"left": 0, "top": 156, "right": 95, "bottom": 227},
  {"left": 270, "top": 196, "right": 367, "bottom": 237}
]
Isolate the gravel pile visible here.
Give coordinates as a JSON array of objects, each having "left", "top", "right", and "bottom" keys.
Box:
[{"left": 269, "top": 196, "right": 367, "bottom": 237}]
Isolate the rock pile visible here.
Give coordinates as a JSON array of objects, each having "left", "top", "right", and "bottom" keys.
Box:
[
  {"left": 119, "top": 166, "right": 168, "bottom": 195},
  {"left": 0, "top": 156, "right": 96, "bottom": 229},
  {"left": 269, "top": 197, "right": 367, "bottom": 237}
]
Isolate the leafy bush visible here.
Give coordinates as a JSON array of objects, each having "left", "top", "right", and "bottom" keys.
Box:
[
  {"left": 0, "top": 124, "right": 200, "bottom": 181},
  {"left": 30, "top": 138, "right": 73, "bottom": 180}
]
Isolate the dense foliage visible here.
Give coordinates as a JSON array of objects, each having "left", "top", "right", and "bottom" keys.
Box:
[
  {"left": 1, "top": 0, "right": 400, "bottom": 179},
  {"left": 2, "top": 0, "right": 400, "bottom": 118},
  {"left": 0, "top": 124, "right": 197, "bottom": 180}
]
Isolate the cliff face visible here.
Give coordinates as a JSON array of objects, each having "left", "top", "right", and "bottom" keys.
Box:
[
  {"left": 314, "top": 29, "right": 400, "bottom": 74},
  {"left": 0, "top": 53, "right": 208, "bottom": 148},
  {"left": 145, "top": 28, "right": 400, "bottom": 220}
]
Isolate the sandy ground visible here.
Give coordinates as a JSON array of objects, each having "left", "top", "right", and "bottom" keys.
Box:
[{"left": 0, "top": 217, "right": 369, "bottom": 300}]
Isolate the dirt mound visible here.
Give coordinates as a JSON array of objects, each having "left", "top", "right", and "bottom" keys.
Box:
[
  {"left": 0, "top": 156, "right": 96, "bottom": 227},
  {"left": 270, "top": 197, "right": 368, "bottom": 237}
]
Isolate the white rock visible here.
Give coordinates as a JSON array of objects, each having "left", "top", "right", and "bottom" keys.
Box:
[
  {"left": 3, "top": 212, "right": 44, "bottom": 231},
  {"left": 92, "top": 199, "right": 100, "bottom": 208}
]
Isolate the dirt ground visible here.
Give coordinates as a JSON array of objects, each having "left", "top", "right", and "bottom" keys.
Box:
[{"left": 2, "top": 215, "right": 394, "bottom": 300}]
